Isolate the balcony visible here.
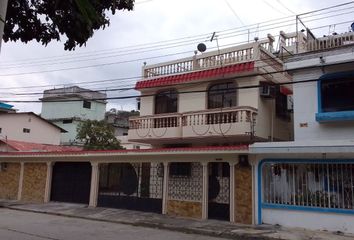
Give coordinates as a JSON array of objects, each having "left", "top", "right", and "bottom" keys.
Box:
[
  {"left": 142, "top": 37, "right": 275, "bottom": 79},
  {"left": 306, "top": 31, "right": 354, "bottom": 52},
  {"left": 128, "top": 107, "right": 257, "bottom": 144}
]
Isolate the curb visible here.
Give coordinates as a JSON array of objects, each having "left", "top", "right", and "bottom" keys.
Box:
[{"left": 6, "top": 206, "right": 277, "bottom": 240}]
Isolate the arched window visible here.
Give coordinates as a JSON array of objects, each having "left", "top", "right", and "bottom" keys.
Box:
[
  {"left": 155, "top": 89, "right": 178, "bottom": 114},
  {"left": 208, "top": 82, "right": 236, "bottom": 109}
]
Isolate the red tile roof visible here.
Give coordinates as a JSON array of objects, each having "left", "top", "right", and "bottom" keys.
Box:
[
  {"left": 0, "top": 139, "right": 82, "bottom": 152},
  {"left": 136, "top": 62, "right": 255, "bottom": 90},
  {"left": 0, "top": 145, "right": 248, "bottom": 156}
]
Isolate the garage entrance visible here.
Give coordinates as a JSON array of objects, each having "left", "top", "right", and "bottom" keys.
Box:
[{"left": 51, "top": 162, "right": 92, "bottom": 204}]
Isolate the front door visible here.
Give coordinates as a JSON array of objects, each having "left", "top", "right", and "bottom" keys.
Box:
[{"left": 208, "top": 162, "right": 230, "bottom": 220}]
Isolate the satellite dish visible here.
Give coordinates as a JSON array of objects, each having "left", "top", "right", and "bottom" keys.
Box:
[{"left": 197, "top": 43, "right": 207, "bottom": 53}]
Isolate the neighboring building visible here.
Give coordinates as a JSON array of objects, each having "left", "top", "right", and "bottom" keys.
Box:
[
  {"left": 0, "top": 112, "right": 65, "bottom": 145},
  {"left": 0, "top": 139, "right": 82, "bottom": 152},
  {"left": 105, "top": 109, "right": 150, "bottom": 149},
  {"left": 251, "top": 28, "right": 354, "bottom": 233},
  {"left": 41, "top": 86, "right": 107, "bottom": 145},
  {"left": 116, "top": 136, "right": 151, "bottom": 150}
]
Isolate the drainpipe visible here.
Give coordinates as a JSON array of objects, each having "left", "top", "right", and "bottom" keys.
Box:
[{"left": 0, "top": 0, "right": 8, "bottom": 52}]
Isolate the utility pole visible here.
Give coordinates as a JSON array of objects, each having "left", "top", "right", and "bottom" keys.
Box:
[{"left": 0, "top": 0, "right": 9, "bottom": 52}]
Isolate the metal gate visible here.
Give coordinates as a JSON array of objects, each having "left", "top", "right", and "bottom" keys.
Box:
[
  {"left": 51, "top": 162, "right": 92, "bottom": 204},
  {"left": 97, "top": 162, "right": 163, "bottom": 213},
  {"left": 208, "top": 162, "right": 230, "bottom": 220}
]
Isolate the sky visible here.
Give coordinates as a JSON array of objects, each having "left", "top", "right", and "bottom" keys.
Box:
[{"left": 0, "top": 0, "right": 353, "bottom": 114}]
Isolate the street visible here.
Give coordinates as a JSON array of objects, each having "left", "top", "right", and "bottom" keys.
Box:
[{"left": 0, "top": 208, "right": 225, "bottom": 240}]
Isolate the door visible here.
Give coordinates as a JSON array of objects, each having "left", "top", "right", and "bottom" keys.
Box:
[
  {"left": 51, "top": 162, "right": 92, "bottom": 204},
  {"left": 208, "top": 162, "right": 230, "bottom": 220}
]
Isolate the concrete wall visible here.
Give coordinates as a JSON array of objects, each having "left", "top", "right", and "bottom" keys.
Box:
[
  {"left": 263, "top": 208, "right": 354, "bottom": 234},
  {"left": 289, "top": 54, "right": 354, "bottom": 142},
  {"left": 235, "top": 164, "right": 253, "bottom": 224},
  {"left": 167, "top": 200, "right": 202, "bottom": 219},
  {"left": 0, "top": 113, "right": 61, "bottom": 145},
  {"left": 0, "top": 163, "right": 20, "bottom": 200},
  {"left": 53, "top": 120, "right": 81, "bottom": 144},
  {"left": 41, "top": 100, "right": 106, "bottom": 121},
  {"left": 21, "top": 163, "right": 47, "bottom": 203}
]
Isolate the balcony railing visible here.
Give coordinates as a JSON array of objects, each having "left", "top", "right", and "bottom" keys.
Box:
[
  {"left": 128, "top": 106, "right": 257, "bottom": 140},
  {"left": 142, "top": 36, "right": 276, "bottom": 78},
  {"left": 307, "top": 32, "right": 354, "bottom": 52}
]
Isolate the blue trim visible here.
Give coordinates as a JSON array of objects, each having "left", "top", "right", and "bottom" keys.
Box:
[
  {"left": 257, "top": 158, "right": 354, "bottom": 225},
  {"left": 262, "top": 203, "right": 354, "bottom": 215},
  {"left": 317, "top": 71, "right": 354, "bottom": 121},
  {"left": 316, "top": 111, "right": 354, "bottom": 122},
  {"left": 0, "top": 102, "right": 14, "bottom": 110}
]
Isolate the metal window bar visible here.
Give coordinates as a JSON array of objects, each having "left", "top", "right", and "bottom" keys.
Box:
[{"left": 262, "top": 163, "right": 354, "bottom": 210}]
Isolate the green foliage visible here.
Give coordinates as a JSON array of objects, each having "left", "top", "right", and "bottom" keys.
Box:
[
  {"left": 76, "top": 119, "right": 124, "bottom": 150},
  {"left": 4, "top": 0, "right": 134, "bottom": 50}
]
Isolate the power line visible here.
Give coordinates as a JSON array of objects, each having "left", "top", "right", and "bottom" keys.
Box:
[
  {"left": 2, "top": 60, "right": 354, "bottom": 103},
  {"left": 1, "top": 1, "right": 352, "bottom": 67}
]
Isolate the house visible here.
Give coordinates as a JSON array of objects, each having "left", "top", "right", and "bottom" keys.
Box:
[
  {"left": 0, "top": 31, "right": 297, "bottom": 222},
  {"left": 41, "top": 86, "right": 107, "bottom": 145},
  {"left": 251, "top": 26, "right": 354, "bottom": 233},
  {"left": 0, "top": 139, "right": 82, "bottom": 152},
  {"left": 0, "top": 112, "right": 66, "bottom": 145}
]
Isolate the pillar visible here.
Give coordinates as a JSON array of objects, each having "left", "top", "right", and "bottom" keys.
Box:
[
  {"left": 229, "top": 161, "right": 237, "bottom": 222},
  {"left": 89, "top": 162, "right": 99, "bottom": 207},
  {"left": 162, "top": 162, "right": 169, "bottom": 214},
  {"left": 201, "top": 162, "right": 208, "bottom": 220},
  {"left": 44, "top": 162, "right": 53, "bottom": 203},
  {"left": 17, "top": 162, "right": 24, "bottom": 201}
]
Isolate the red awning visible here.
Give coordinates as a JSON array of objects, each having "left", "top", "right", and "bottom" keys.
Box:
[{"left": 136, "top": 62, "right": 255, "bottom": 90}]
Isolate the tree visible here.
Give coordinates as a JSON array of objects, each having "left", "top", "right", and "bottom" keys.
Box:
[
  {"left": 76, "top": 119, "right": 124, "bottom": 150},
  {"left": 3, "top": 0, "right": 134, "bottom": 50}
]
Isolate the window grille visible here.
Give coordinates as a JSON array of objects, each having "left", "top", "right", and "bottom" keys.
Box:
[{"left": 262, "top": 163, "right": 354, "bottom": 209}]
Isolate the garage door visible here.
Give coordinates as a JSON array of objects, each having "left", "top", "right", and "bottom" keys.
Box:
[{"left": 51, "top": 162, "right": 91, "bottom": 204}]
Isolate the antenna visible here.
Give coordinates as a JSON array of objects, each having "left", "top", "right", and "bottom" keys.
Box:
[{"left": 210, "top": 32, "right": 216, "bottom": 42}]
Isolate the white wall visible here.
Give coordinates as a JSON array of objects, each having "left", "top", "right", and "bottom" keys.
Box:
[
  {"left": 262, "top": 208, "right": 354, "bottom": 234},
  {"left": 292, "top": 67, "right": 354, "bottom": 142},
  {"left": 0, "top": 113, "right": 61, "bottom": 145}
]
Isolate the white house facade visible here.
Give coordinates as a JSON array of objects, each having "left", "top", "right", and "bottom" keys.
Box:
[{"left": 251, "top": 27, "right": 354, "bottom": 233}]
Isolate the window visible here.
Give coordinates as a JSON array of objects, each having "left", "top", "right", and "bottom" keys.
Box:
[
  {"left": 208, "top": 82, "right": 236, "bottom": 109},
  {"left": 155, "top": 89, "right": 178, "bottom": 114},
  {"left": 23, "top": 128, "right": 30, "bottom": 133},
  {"left": 275, "top": 86, "right": 291, "bottom": 120},
  {"left": 169, "top": 163, "right": 192, "bottom": 177},
  {"left": 0, "top": 128, "right": 2, "bottom": 133},
  {"left": 316, "top": 71, "right": 354, "bottom": 122},
  {"left": 262, "top": 162, "right": 354, "bottom": 211},
  {"left": 63, "top": 119, "right": 73, "bottom": 124},
  {"left": 83, "top": 100, "right": 91, "bottom": 109}
]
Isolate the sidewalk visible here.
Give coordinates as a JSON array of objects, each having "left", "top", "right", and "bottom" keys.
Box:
[{"left": 2, "top": 201, "right": 353, "bottom": 240}]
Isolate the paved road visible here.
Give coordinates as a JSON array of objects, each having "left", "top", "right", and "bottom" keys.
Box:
[{"left": 0, "top": 208, "right": 227, "bottom": 240}]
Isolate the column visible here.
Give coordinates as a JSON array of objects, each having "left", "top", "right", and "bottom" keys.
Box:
[
  {"left": 162, "top": 162, "right": 169, "bottom": 215},
  {"left": 17, "top": 162, "right": 24, "bottom": 201},
  {"left": 201, "top": 162, "right": 208, "bottom": 220},
  {"left": 44, "top": 162, "right": 53, "bottom": 203},
  {"left": 229, "top": 161, "right": 237, "bottom": 222},
  {"left": 89, "top": 162, "right": 99, "bottom": 207}
]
